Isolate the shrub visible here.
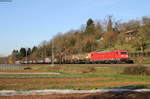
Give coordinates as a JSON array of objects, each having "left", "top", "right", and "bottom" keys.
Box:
[
  {"left": 50, "top": 66, "right": 61, "bottom": 71},
  {"left": 88, "top": 67, "right": 96, "bottom": 72},
  {"left": 122, "top": 65, "right": 150, "bottom": 76},
  {"left": 82, "top": 67, "right": 96, "bottom": 74},
  {"left": 24, "top": 67, "right": 32, "bottom": 70}
]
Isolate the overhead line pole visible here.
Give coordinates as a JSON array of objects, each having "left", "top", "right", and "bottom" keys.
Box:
[
  {"left": 51, "top": 39, "right": 54, "bottom": 66},
  {"left": 26, "top": 48, "right": 28, "bottom": 64}
]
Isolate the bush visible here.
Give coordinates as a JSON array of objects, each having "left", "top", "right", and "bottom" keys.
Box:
[
  {"left": 82, "top": 67, "right": 96, "bottom": 74},
  {"left": 50, "top": 66, "right": 61, "bottom": 71},
  {"left": 122, "top": 65, "right": 150, "bottom": 76},
  {"left": 24, "top": 67, "right": 32, "bottom": 70},
  {"left": 88, "top": 67, "right": 96, "bottom": 72}
]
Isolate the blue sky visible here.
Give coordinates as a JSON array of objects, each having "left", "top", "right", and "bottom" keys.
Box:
[{"left": 0, "top": 0, "right": 150, "bottom": 56}]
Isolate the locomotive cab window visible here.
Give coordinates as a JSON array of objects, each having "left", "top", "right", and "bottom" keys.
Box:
[{"left": 120, "top": 52, "right": 127, "bottom": 54}]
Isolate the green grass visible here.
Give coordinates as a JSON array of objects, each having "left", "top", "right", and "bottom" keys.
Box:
[{"left": 0, "top": 65, "right": 150, "bottom": 90}]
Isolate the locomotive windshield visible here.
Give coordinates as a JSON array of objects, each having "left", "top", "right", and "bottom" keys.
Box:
[{"left": 120, "top": 51, "right": 128, "bottom": 54}]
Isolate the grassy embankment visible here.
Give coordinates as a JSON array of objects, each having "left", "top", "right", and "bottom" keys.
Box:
[{"left": 0, "top": 64, "right": 150, "bottom": 90}]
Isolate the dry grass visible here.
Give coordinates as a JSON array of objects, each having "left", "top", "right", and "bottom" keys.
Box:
[
  {"left": 0, "top": 65, "right": 150, "bottom": 90},
  {"left": 0, "top": 77, "right": 110, "bottom": 90},
  {"left": 122, "top": 65, "right": 150, "bottom": 76},
  {"left": 0, "top": 77, "right": 150, "bottom": 90}
]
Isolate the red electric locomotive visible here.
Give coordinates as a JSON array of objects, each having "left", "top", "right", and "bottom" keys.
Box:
[{"left": 90, "top": 50, "right": 133, "bottom": 64}]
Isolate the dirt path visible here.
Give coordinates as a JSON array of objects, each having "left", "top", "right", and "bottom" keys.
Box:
[
  {"left": 2, "top": 92, "right": 150, "bottom": 99},
  {"left": 0, "top": 89, "right": 150, "bottom": 96}
]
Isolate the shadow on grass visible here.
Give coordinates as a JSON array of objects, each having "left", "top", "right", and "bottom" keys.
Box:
[
  {"left": 82, "top": 85, "right": 150, "bottom": 99},
  {"left": 97, "top": 85, "right": 149, "bottom": 93},
  {"left": 116, "top": 85, "right": 147, "bottom": 90}
]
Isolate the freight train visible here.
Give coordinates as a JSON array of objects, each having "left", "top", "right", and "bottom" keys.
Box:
[
  {"left": 64, "top": 50, "right": 133, "bottom": 64},
  {"left": 19, "top": 50, "right": 134, "bottom": 64}
]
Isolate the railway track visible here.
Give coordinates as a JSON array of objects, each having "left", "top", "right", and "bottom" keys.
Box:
[
  {"left": 55, "top": 64, "right": 150, "bottom": 67},
  {"left": 1, "top": 63, "right": 149, "bottom": 67},
  {"left": 0, "top": 64, "right": 150, "bottom": 69}
]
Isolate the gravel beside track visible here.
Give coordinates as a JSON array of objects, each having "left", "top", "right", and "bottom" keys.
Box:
[{"left": 58, "top": 64, "right": 150, "bottom": 67}]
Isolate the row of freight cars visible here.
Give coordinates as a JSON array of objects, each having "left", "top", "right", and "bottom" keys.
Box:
[{"left": 18, "top": 50, "right": 134, "bottom": 64}]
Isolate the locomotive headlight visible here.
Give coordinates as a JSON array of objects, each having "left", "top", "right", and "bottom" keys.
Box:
[{"left": 121, "top": 55, "right": 128, "bottom": 57}]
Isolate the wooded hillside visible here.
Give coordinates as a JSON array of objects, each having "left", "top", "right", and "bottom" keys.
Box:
[{"left": 8, "top": 16, "right": 150, "bottom": 63}]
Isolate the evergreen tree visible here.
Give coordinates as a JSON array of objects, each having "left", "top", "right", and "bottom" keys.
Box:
[
  {"left": 107, "top": 16, "right": 113, "bottom": 32},
  {"left": 31, "top": 46, "right": 38, "bottom": 53},
  {"left": 27, "top": 48, "right": 31, "bottom": 56},
  {"left": 19, "top": 48, "right": 26, "bottom": 58},
  {"left": 85, "top": 18, "right": 95, "bottom": 35}
]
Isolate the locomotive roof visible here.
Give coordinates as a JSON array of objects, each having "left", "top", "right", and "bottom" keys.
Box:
[
  {"left": 95, "top": 50, "right": 113, "bottom": 53},
  {"left": 95, "top": 50, "right": 128, "bottom": 53}
]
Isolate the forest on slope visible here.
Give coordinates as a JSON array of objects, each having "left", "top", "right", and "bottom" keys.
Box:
[{"left": 2, "top": 16, "right": 150, "bottom": 64}]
